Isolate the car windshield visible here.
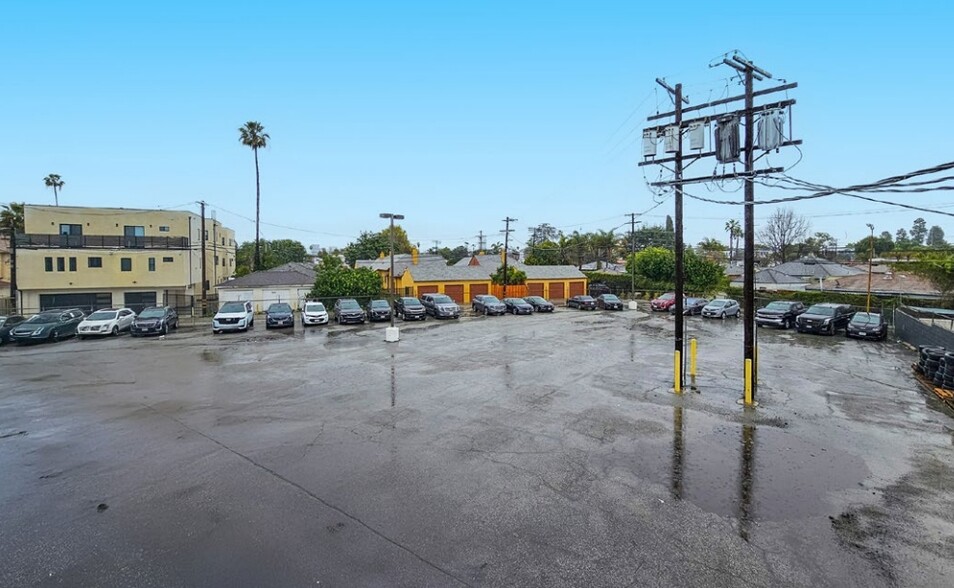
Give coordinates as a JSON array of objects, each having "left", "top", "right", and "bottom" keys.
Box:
[
  {"left": 658, "top": 293, "right": 674, "bottom": 300},
  {"left": 765, "top": 301, "right": 792, "bottom": 311},
  {"left": 602, "top": 295, "right": 620, "bottom": 302},
  {"left": 87, "top": 311, "right": 118, "bottom": 320},
  {"left": 579, "top": 296, "right": 595, "bottom": 302},
  {"left": 25, "top": 313, "right": 58, "bottom": 323},
  {"left": 708, "top": 300, "right": 727, "bottom": 307},
  {"left": 370, "top": 300, "right": 390, "bottom": 308},
  {"left": 806, "top": 305, "right": 836, "bottom": 316},
  {"left": 339, "top": 300, "right": 361, "bottom": 309},
  {"left": 139, "top": 308, "right": 165, "bottom": 319},
  {"left": 305, "top": 303, "right": 325, "bottom": 312},
  {"left": 851, "top": 312, "right": 880, "bottom": 325},
  {"left": 401, "top": 297, "right": 422, "bottom": 306},
  {"left": 268, "top": 304, "right": 292, "bottom": 313},
  {"left": 526, "top": 297, "right": 544, "bottom": 303},
  {"left": 432, "top": 295, "right": 453, "bottom": 304},
  {"left": 483, "top": 296, "right": 501, "bottom": 304},
  {"left": 220, "top": 302, "right": 247, "bottom": 313}
]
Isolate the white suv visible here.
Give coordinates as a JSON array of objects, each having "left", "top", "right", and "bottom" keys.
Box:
[
  {"left": 301, "top": 301, "right": 329, "bottom": 326},
  {"left": 213, "top": 301, "right": 254, "bottom": 334},
  {"left": 77, "top": 307, "right": 137, "bottom": 338}
]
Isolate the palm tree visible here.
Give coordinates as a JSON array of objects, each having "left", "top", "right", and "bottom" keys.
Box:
[
  {"left": 238, "top": 121, "right": 270, "bottom": 271},
  {"left": 43, "top": 174, "right": 64, "bottom": 206},
  {"left": 724, "top": 219, "right": 742, "bottom": 262},
  {"left": 1, "top": 202, "right": 25, "bottom": 308}
]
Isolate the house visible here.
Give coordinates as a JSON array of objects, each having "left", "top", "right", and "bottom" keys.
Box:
[
  {"left": 216, "top": 262, "right": 316, "bottom": 312},
  {"left": 769, "top": 257, "right": 864, "bottom": 281},
  {"left": 580, "top": 261, "right": 627, "bottom": 274},
  {"left": 358, "top": 250, "right": 587, "bottom": 303},
  {"left": 806, "top": 270, "right": 941, "bottom": 299},
  {"left": 14, "top": 205, "right": 236, "bottom": 313},
  {"left": 0, "top": 232, "right": 11, "bottom": 297},
  {"left": 730, "top": 267, "right": 808, "bottom": 291}
]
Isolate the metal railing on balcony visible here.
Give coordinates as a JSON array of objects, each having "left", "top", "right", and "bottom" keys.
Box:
[{"left": 14, "top": 233, "right": 191, "bottom": 250}]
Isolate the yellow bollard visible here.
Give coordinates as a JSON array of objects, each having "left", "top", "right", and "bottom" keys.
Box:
[
  {"left": 689, "top": 338, "right": 697, "bottom": 378},
  {"left": 744, "top": 359, "right": 753, "bottom": 405},
  {"left": 674, "top": 350, "right": 682, "bottom": 393}
]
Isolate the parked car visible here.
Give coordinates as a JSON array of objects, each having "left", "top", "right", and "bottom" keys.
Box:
[
  {"left": 650, "top": 292, "right": 681, "bottom": 312},
  {"left": 265, "top": 303, "right": 295, "bottom": 329},
  {"left": 568, "top": 295, "right": 597, "bottom": 310},
  {"left": 301, "top": 301, "right": 329, "bottom": 326},
  {"left": 845, "top": 312, "right": 888, "bottom": 341},
  {"left": 503, "top": 297, "right": 534, "bottom": 315},
  {"left": 796, "top": 303, "right": 853, "bottom": 335},
  {"left": 701, "top": 298, "right": 741, "bottom": 319},
  {"left": 77, "top": 307, "right": 137, "bottom": 338},
  {"left": 755, "top": 300, "right": 806, "bottom": 329},
  {"left": 670, "top": 297, "right": 708, "bottom": 316},
  {"left": 394, "top": 297, "right": 426, "bottom": 321},
  {"left": 588, "top": 283, "right": 612, "bottom": 297},
  {"left": 212, "top": 300, "right": 254, "bottom": 334},
  {"left": 596, "top": 294, "right": 624, "bottom": 310},
  {"left": 131, "top": 306, "right": 179, "bottom": 336},
  {"left": 11, "top": 309, "right": 85, "bottom": 344},
  {"left": 333, "top": 298, "right": 367, "bottom": 324},
  {"left": 421, "top": 294, "right": 460, "bottom": 319},
  {"left": 524, "top": 296, "right": 555, "bottom": 313},
  {"left": 367, "top": 299, "right": 393, "bottom": 322},
  {"left": 0, "top": 315, "right": 26, "bottom": 344},
  {"left": 472, "top": 294, "right": 506, "bottom": 316}
]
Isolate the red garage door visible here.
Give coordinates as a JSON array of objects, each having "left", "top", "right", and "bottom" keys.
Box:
[
  {"left": 550, "top": 282, "right": 564, "bottom": 300},
  {"left": 444, "top": 284, "right": 464, "bottom": 303},
  {"left": 568, "top": 281, "right": 585, "bottom": 297},
  {"left": 527, "top": 282, "right": 544, "bottom": 297},
  {"left": 469, "top": 283, "right": 488, "bottom": 302},
  {"left": 418, "top": 285, "right": 438, "bottom": 297}
]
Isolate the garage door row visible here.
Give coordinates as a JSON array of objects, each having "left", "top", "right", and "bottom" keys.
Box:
[{"left": 414, "top": 281, "right": 585, "bottom": 304}]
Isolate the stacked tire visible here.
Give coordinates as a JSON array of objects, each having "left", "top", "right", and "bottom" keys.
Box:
[{"left": 916, "top": 346, "right": 946, "bottom": 382}]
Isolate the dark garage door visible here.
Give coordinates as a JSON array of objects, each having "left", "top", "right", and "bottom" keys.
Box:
[
  {"left": 417, "top": 285, "right": 438, "bottom": 298},
  {"left": 40, "top": 293, "right": 112, "bottom": 313},
  {"left": 124, "top": 292, "right": 158, "bottom": 314},
  {"left": 568, "top": 281, "right": 585, "bottom": 297},
  {"left": 527, "top": 283, "right": 544, "bottom": 297},
  {"left": 549, "top": 282, "right": 564, "bottom": 300},
  {"left": 469, "top": 283, "right": 488, "bottom": 302}
]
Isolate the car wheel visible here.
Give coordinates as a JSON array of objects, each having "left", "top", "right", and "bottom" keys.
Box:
[
  {"left": 51, "top": 330, "right": 59, "bottom": 343},
  {"left": 112, "top": 325, "right": 120, "bottom": 336},
  {"left": 78, "top": 335, "right": 85, "bottom": 340},
  {"left": 484, "top": 308, "right": 489, "bottom": 316},
  {"left": 161, "top": 323, "right": 169, "bottom": 335},
  {"left": 783, "top": 318, "right": 791, "bottom": 329}
]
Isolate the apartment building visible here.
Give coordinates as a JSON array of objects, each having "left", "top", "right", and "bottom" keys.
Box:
[{"left": 15, "top": 205, "right": 236, "bottom": 313}]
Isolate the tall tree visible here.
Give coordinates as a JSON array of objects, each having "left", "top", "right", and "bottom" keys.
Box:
[
  {"left": 590, "top": 229, "right": 617, "bottom": 269},
  {"left": 525, "top": 240, "right": 562, "bottom": 265},
  {"left": 724, "top": 219, "right": 742, "bottom": 261},
  {"left": 697, "top": 237, "right": 726, "bottom": 261},
  {"left": 238, "top": 121, "right": 270, "bottom": 271},
  {"left": 1, "top": 203, "right": 24, "bottom": 304},
  {"left": 911, "top": 217, "right": 928, "bottom": 245},
  {"left": 527, "top": 223, "right": 560, "bottom": 248},
  {"left": 895, "top": 228, "right": 912, "bottom": 250},
  {"left": 927, "top": 225, "right": 947, "bottom": 248},
  {"left": 758, "top": 208, "right": 810, "bottom": 263},
  {"left": 43, "top": 174, "right": 64, "bottom": 206},
  {"left": 665, "top": 215, "right": 674, "bottom": 233}
]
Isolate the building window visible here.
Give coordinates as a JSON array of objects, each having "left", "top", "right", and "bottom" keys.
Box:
[
  {"left": 203, "top": 230, "right": 209, "bottom": 240},
  {"left": 57, "top": 257, "right": 65, "bottom": 272},
  {"left": 148, "top": 258, "right": 156, "bottom": 272},
  {"left": 121, "top": 258, "right": 132, "bottom": 272},
  {"left": 214, "top": 255, "right": 219, "bottom": 265},
  {"left": 222, "top": 258, "right": 226, "bottom": 267},
  {"left": 159, "top": 226, "right": 170, "bottom": 232},
  {"left": 59, "top": 224, "right": 82, "bottom": 236},
  {"left": 124, "top": 226, "right": 145, "bottom": 237},
  {"left": 45, "top": 257, "right": 53, "bottom": 272},
  {"left": 162, "top": 256, "right": 174, "bottom": 263},
  {"left": 69, "top": 257, "right": 77, "bottom": 272},
  {"left": 88, "top": 257, "right": 103, "bottom": 268}
]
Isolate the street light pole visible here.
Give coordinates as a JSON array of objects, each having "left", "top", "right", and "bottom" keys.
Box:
[
  {"left": 380, "top": 213, "right": 404, "bottom": 339},
  {"left": 866, "top": 223, "right": 875, "bottom": 313}
]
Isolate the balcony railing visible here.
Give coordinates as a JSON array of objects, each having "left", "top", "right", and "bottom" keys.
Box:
[{"left": 15, "top": 233, "right": 191, "bottom": 250}]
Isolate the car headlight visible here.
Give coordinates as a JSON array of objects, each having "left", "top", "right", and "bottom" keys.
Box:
[{"left": 33, "top": 328, "right": 44, "bottom": 335}]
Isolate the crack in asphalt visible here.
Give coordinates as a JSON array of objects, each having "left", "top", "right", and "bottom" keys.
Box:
[{"left": 142, "top": 403, "right": 475, "bottom": 588}]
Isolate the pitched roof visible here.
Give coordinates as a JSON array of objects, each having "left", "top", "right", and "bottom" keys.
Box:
[
  {"left": 356, "top": 253, "right": 448, "bottom": 276},
  {"left": 807, "top": 271, "right": 940, "bottom": 297},
  {"left": 730, "top": 268, "right": 803, "bottom": 285},
  {"left": 771, "top": 257, "right": 863, "bottom": 279},
  {"left": 272, "top": 261, "right": 316, "bottom": 274}
]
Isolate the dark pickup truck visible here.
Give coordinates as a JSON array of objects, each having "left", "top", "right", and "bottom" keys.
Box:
[{"left": 755, "top": 300, "right": 806, "bottom": 329}]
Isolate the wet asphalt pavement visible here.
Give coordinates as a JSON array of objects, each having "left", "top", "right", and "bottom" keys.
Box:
[{"left": 2, "top": 305, "right": 953, "bottom": 587}]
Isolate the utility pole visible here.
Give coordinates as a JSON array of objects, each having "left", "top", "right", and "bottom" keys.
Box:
[
  {"left": 639, "top": 54, "right": 799, "bottom": 405},
  {"left": 866, "top": 223, "right": 875, "bottom": 312},
  {"left": 200, "top": 201, "right": 207, "bottom": 316},
  {"left": 501, "top": 217, "right": 516, "bottom": 298},
  {"left": 628, "top": 213, "right": 641, "bottom": 297},
  {"left": 9, "top": 224, "right": 17, "bottom": 313},
  {"left": 477, "top": 230, "right": 486, "bottom": 252},
  {"left": 432, "top": 240, "right": 441, "bottom": 253}
]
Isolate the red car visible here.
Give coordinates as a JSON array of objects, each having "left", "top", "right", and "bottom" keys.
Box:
[{"left": 650, "top": 292, "right": 682, "bottom": 312}]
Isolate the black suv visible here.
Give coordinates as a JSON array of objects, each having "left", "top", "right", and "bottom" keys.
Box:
[
  {"left": 796, "top": 303, "right": 853, "bottom": 335},
  {"left": 755, "top": 301, "right": 806, "bottom": 329},
  {"left": 333, "top": 298, "right": 367, "bottom": 324},
  {"left": 394, "top": 297, "right": 426, "bottom": 321},
  {"left": 367, "top": 299, "right": 392, "bottom": 322},
  {"left": 131, "top": 306, "right": 179, "bottom": 336}
]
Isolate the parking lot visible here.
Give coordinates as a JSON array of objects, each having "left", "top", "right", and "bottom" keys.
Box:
[{"left": 2, "top": 305, "right": 953, "bottom": 587}]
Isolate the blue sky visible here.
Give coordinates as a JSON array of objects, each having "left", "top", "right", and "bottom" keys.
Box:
[{"left": 4, "top": 1, "right": 951, "bottom": 252}]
